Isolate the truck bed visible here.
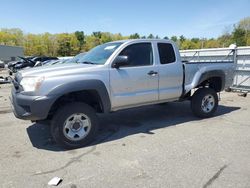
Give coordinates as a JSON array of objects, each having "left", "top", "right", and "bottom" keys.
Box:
[
  {"left": 180, "top": 48, "right": 236, "bottom": 94},
  {"left": 183, "top": 61, "right": 235, "bottom": 94}
]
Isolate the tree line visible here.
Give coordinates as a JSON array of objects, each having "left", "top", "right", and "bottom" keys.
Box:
[{"left": 0, "top": 17, "right": 249, "bottom": 57}]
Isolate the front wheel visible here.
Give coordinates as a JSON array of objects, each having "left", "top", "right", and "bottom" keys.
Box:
[
  {"left": 51, "top": 102, "right": 99, "bottom": 149},
  {"left": 191, "top": 88, "right": 218, "bottom": 118}
]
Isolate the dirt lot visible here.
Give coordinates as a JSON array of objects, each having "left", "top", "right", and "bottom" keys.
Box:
[{"left": 0, "top": 69, "right": 250, "bottom": 188}]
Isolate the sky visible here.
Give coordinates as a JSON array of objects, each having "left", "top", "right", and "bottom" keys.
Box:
[{"left": 1, "top": 0, "right": 250, "bottom": 38}]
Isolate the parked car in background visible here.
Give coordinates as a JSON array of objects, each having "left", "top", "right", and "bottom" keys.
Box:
[
  {"left": 9, "top": 56, "right": 59, "bottom": 73},
  {"left": 10, "top": 39, "right": 235, "bottom": 149},
  {"left": 0, "top": 60, "right": 5, "bottom": 68},
  {"left": 34, "top": 59, "right": 60, "bottom": 67},
  {"left": 18, "top": 56, "right": 59, "bottom": 69},
  {"left": 8, "top": 56, "right": 35, "bottom": 70},
  {"left": 13, "top": 57, "right": 37, "bottom": 70},
  {"left": 31, "top": 56, "right": 58, "bottom": 63},
  {"left": 35, "top": 53, "right": 86, "bottom": 67}
]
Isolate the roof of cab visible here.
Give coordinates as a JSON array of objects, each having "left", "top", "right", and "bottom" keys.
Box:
[{"left": 108, "top": 39, "right": 172, "bottom": 44}]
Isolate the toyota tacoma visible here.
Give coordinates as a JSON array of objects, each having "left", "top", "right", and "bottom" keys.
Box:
[{"left": 10, "top": 39, "right": 235, "bottom": 148}]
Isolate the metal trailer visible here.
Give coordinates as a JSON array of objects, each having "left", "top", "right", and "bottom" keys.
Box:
[
  {"left": 230, "top": 47, "right": 250, "bottom": 95},
  {"left": 180, "top": 46, "right": 250, "bottom": 95}
]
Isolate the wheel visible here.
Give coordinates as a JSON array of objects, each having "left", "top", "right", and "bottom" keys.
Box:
[
  {"left": 191, "top": 88, "right": 218, "bottom": 118},
  {"left": 51, "top": 102, "right": 99, "bottom": 149},
  {"left": 225, "top": 88, "right": 232, "bottom": 92}
]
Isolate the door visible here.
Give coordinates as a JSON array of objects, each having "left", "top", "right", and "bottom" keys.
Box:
[
  {"left": 110, "top": 42, "right": 159, "bottom": 110},
  {"left": 157, "top": 43, "right": 183, "bottom": 100}
]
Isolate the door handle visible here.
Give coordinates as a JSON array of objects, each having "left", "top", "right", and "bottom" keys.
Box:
[{"left": 147, "top": 71, "right": 158, "bottom": 76}]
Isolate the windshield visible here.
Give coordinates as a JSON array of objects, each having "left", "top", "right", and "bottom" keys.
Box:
[
  {"left": 17, "top": 56, "right": 32, "bottom": 63},
  {"left": 77, "top": 42, "right": 123, "bottom": 65},
  {"left": 67, "top": 53, "right": 87, "bottom": 64},
  {"left": 16, "top": 57, "right": 25, "bottom": 62}
]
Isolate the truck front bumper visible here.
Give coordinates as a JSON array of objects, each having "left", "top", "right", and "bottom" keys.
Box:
[{"left": 10, "top": 88, "right": 56, "bottom": 121}]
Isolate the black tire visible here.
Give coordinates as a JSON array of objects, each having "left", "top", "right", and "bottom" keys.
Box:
[
  {"left": 51, "top": 102, "right": 99, "bottom": 149},
  {"left": 191, "top": 88, "right": 218, "bottom": 118},
  {"left": 225, "top": 88, "right": 232, "bottom": 92}
]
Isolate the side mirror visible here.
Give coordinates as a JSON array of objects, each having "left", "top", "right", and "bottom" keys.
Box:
[{"left": 112, "top": 55, "right": 129, "bottom": 69}]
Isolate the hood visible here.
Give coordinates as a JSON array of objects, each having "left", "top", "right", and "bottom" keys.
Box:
[
  {"left": 19, "top": 63, "right": 100, "bottom": 78},
  {"left": 8, "top": 60, "right": 20, "bottom": 66}
]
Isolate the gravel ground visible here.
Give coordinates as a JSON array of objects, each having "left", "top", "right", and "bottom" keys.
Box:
[{"left": 0, "top": 69, "right": 250, "bottom": 188}]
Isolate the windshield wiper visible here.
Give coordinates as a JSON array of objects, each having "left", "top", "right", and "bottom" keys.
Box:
[{"left": 80, "top": 61, "right": 97, "bottom": 65}]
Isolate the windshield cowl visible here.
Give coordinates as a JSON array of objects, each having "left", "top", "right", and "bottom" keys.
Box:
[{"left": 80, "top": 61, "right": 98, "bottom": 65}]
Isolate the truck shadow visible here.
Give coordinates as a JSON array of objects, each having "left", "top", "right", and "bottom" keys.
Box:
[{"left": 26, "top": 101, "right": 240, "bottom": 151}]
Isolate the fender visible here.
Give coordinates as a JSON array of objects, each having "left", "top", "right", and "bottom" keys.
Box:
[
  {"left": 197, "top": 70, "right": 226, "bottom": 91},
  {"left": 48, "top": 79, "right": 111, "bottom": 113}
]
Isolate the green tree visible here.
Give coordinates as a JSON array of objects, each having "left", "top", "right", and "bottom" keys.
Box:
[
  {"left": 232, "top": 27, "right": 246, "bottom": 46},
  {"left": 75, "top": 31, "right": 85, "bottom": 52},
  {"left": 147, "top": 34, "right": 154, "bottom": 39},
  {"left": 170, "top": 36, "right": 178, "bottom": 42},
  {"left": 155, "top": 35, "right": 160, "bottom": 39},
  {"left": 92, "top": 31, "right": 102, "bottom": 39},
  {"left": 217, "top": 34, "right": 233, "bottom": 47},
  {"left": 238, "top": 17, "right": 250, "bottom": 45},
  {"left": 129, "top": 33, "right": 140, "bottom": 39},
  {"left": 181, "top": 40, "right": 199, "bottom": 50},
  {"left": 100, "top": 32, "right": 112, "bottom": 43},
  {"left": 113, "top": 33, "right": 124, "bottom": 40},
  {"left": 191, "top": 38, "right": 199, "bottom": 43},
  {"left": 2, "top": 17, "right": 250, "bottom": 57},
  {"left": 57, "top": 33, "right": 72, "bottom": 56},
  {"left": 179, "top": 35, "right": 186, "bottom": 43},
  {"left": 85, "top": 35, "right": 100, "bottom": 51}
]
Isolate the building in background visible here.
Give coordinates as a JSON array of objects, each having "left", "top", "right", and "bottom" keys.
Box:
[{"left": 0, "top": 45, "right": 24, "bottom": 63}]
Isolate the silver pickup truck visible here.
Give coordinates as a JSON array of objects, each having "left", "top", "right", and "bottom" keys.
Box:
[{"left": 11, "top": 39, "right": 235, "bottom": 148}]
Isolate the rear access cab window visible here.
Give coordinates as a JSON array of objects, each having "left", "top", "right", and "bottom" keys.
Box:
[{"left": 157, "top": 43, "right": 176, "bottom": 64}]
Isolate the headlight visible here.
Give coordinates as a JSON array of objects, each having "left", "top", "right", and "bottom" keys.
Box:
[{"left": 20, "top": 76, "right": 44, "bottom": 92}]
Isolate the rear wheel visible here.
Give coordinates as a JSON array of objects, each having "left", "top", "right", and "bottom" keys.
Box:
[
  {"left": 191, "top": 88, "right": 218, "bottom": 118},
  {"left": 51, "top": 102, "right": 99, "bottom": 149}
]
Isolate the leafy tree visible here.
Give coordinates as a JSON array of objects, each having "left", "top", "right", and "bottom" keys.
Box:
[
  {"left": 181, "top": 40, "right": 199, "bottom": 50},
  {"left": 75, "top": 31, "right": 85, "bottom": 52},
  {"left": 129, "top": 33, "right": 140, "bottom": 39},
  {"left": 170, "top": 36, "right": 178, "bottom": 42},
  {"left": 155, "top": 35, "right": 160, "bottom": 39},
  {"left": 92, "top": 31, "right": 102, "bottom": 39},
  {"left": 232, "top": 27, "right": 246, "bottom": 46},
  {"left": 1, "top": 17, "right": 250, "bottom": 56},
  {"left": 179, "top": 35, "right": 186, "bottom": 43},
  {"left": 57, "top": 33, "right": 72, "bottom": 56},
  {"left": 205, "top": 39, "right": 220, "bottom": 48},
  {"left": 100, "top": 32, "right": 112, "bottom": 43},
  {"left": 113, "top": 33, "right": 124, "bottom": 41},
  {"left": 147, "top": 34, "right": 154, "bottom": 39},
  {"left": 239, "top": 17, "right": 250, "bottom": 31},
  {"left": 238, "top": 17, "right": 250, "bottom": 45},
  {"left": 85, "top": 35, "right": 100, "bottom": 51},
  {"left": 217, "top": 34, "right": 233, "bottom": 47},
  {"left": 191, "top": 38, "right": 199, "bottom": 43}
]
